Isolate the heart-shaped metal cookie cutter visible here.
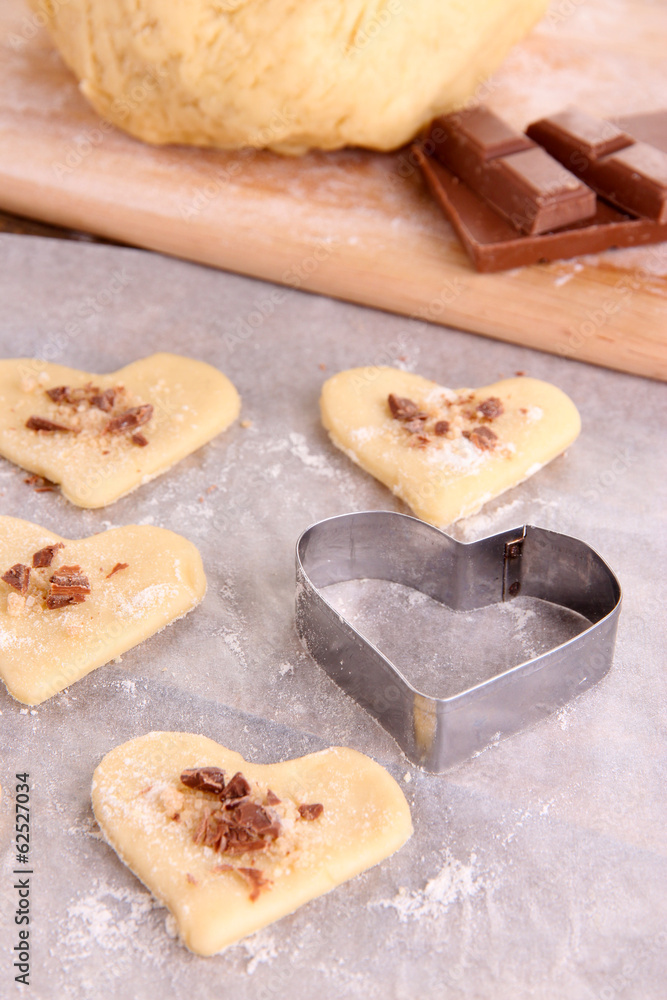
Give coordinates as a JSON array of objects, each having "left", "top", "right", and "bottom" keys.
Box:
[{"left": 295, "top": 511, "right": 621, "bottom": 771}]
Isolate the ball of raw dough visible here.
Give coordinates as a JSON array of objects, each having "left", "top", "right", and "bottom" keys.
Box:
[{"left": 37, "top": 0, "right": 548, "bottom": 153}]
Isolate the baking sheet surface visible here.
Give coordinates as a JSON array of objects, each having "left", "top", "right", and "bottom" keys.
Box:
[{"left": 0, "top": 235, "right": 665, "bottom": 999}]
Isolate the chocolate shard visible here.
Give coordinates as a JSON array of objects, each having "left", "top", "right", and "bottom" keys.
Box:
[
  {"left": 2, "top": 563, "right": 30, "bottom": 594},
  {"left": 223, "top": 838, "right": 267, "bottom": 855},
  {"left": 467, "top": 426, "right": 498, "bottom": 451},
  {"left": 106, "top": 404, "right": 153, "bottom": 434},
  {"left": 32, "top": 543, "right": 65, "bottom": 568},
  {"left": 527, "top": 108, "right": 667, "bottom": 222},
  {"left": 180, "top": 767, "right": 227, "bottom": 794},
  {"left": 298, "top": 803, "right": 324, "bottom": 821},
  {"left": 388, "top": 394, "right": 426, "bottom": 421},
  {"left": 26, "top": 416, "right": 74, "bottom": 432},
  {"left": 221, "top": 772, "right": 251, "bottom": 801},
  {"left": 90, "top": 388, "right": 119, "bottom": 412},
  {"left": 45, "top": 592, "right": 86, "bottom": 609},
  {"left": 403, "top": 418, "right": 428, "bottom": 434},
  {"left": 265, "top": 789, "right": 281, "bottom": 806},
  {"left": 46, "top": 386, "right": 74, "bottom": 404},
  {"left": 434, "top": 420, "right": 450, "bottom": 436},
  {"left": 477, "top": 397, "right": 504, "bottom": 420},
  {"left": 203, "top": 810, "right": 229, "bottom": 850},
  {"left": 237, "top": 867, "right": 272, "bottom": 902},
  {"left": 49, "top": 565, "right": 91, "bottom": 595},
  {"left": 106, "top": 562, "right": 129, "bottom": 578},
  {"left": 46, "top": 385, "right": 100, "bottom": 406},
  {"left": 226, "top": 800, "right": 281, "bottom": 840},
  {"left": 430, "top": 107, "right": 596, "bottom": 235},
  {"left": 131, "top": 432, "right": 148, "bottom": 447}
]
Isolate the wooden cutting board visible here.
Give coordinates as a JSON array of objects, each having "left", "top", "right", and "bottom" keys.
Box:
[{"left": 1, "top": 0, "right": 666, "bottom": 380}]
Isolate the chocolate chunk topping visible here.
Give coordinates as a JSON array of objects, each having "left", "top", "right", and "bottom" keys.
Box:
[
  {"left": 434, "top": 420, "right": 450, "bottom": 436},
  {"left": 403, "top": 418, "right": 428, "bottom": 434},
  {"left": 49, "top": 565, "right": 91, "bottom": 596},
  {"left": 238, "top": 867, "right": 272, "bottom": 902},
  {"left": 183, "top": 768, "right": 282, "bottom": 858},
  {"left": 26, "top": 416, "right": 74, "bottom": 432},
  {"left": 468, "top": 426, "right": 498, "bottom": 450},
  {"left": 46, "top": 384, "right": 124, "bottom": 412},
  {"left": 45, "top": 385, "right": 100, "bottom": 406},
  {"left": 46, "top": 386, "right": 75, "bottom": 404},
  {"left": 90, "top": 388, "right": 119, "bottom": 412},
  {"left": 222, "top": 772, "right": 252, "bottom": 801},
  {"left": 477, "top": 397, "right": 504, "bottom": 420},
  {"left": 223, "top": 837, "right": 268, "bottom": 855},
  {"left": 131, "top": 432, "right": 148, "bottom": 447},
  {"left": 45, "top": 565, "right": 91, "bottom": 610},
  {"left": 225, "top": 800, "right": 280, "bottom": 839},
  {"left": 388, "top": 394, "right": 425, "bottom": 421},
  {"left": 180, "top": 767, "right": 227, "bottom": 794},
  {"left": 32, "top": 543, "right": 64, "bottom": 568},
  {"left": 298, "top": 803, "right": 324, "bottom": 821},
  {"left": 46, "top": 592, "right": 86, "bottom": 609},
  {"left": 214, "top": 864, "right": 272, "bottom": 901},
  {"left": 265, "top": 789, "right": 281, "bottom": 805},
  {"left": 106, "top": 404, "right": 153, "bottom": 434},
  {"left": 106, "top": 562, "right": 129, "bottom": 578},
  {"left": 2, "top": 563, "right": 30, "bottom": 595}
]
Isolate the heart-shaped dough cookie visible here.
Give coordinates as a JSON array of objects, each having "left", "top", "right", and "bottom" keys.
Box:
[
  {"left": 0, "top": 353, "right": 240, "bottom": 507},
  {"left": 92, "top": 732, "right": 412, "bottom": 956},
  {"left": 321, "top": 367, "right": 580, "bottom": 526},
  {"left": 0, "top": 517, "right": 206, "bottom": 705}
]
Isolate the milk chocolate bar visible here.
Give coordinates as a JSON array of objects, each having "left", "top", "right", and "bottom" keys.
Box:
[
  {"left": 527, "top": 108, "right": 667, "bottom": 222},
  {"left": 416, "top": 110, "right": 667, "bottom": 273},
  {"left": 430, "top": 107, "right": 596, "bottom": 234}
]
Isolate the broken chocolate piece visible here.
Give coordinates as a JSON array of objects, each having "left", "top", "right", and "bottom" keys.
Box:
[
  {"left": 45, "top": 592, "right": 86, "bottom": 609},
  {"left": 237, "top": 867, "right": 272, "bottom": 902},
  {"left": 477, "top": 397, "right": 504, "bottom": 420},
  {"left": 46, "top": 385, "right": 101, "bottom": 407},
  {"left": 180, "top": 767, "right": 227, "bottom": 794},
  {"left": 527, "top": 108, "right": 667, "bottom": 222},
  {"left": 225, "top": 800, "right": 281, "bottom": 840},
  {"left": 298, "top": 803, "right": 324, "bottom": 821},
  {"left": 26, "top": 416, "right": 74, "bottom": 432},
  {"left": 45, "top": 386, "right": 74, "bottom": 404},
  {"left": 131, "top": 433, "right": 148, "bottom": 447},
  {"left": 46, "top": 565, "right": 91, "bottom": 610},
  {"left": 213, "top": 864, "right": 272, "bottom": 901},
  {"left": 403, "top": 418, "right": 428, "bottom": 434},
  {"left": 106, "top": 404, "right": 153, "bottom": 434},
  {"left": 90, "top": 388, "right": 119, "bottom": 412},
  {"left": 431, "top": 107, "right": 596, "bottom": 234},
  {"left": 32, "top": 543, "right": 64, "bottom": 568},
  {"left": 265, "top": 789, "right": 281, "bottom": 805},
  {"left": 433, "top": 420, "right": 450, "bottom": 436},
  {"left": 467, "top": 426, "right": 497, "bottom": 451},
  {"left": 49, "top": 565, "right": 91, "bottom": 596},
  {"left": 388, "top": 394, "right": 422, "bottom": 420},
  {"left": 2, "top": 563, "right": 30, "bottom": 594},
  {"left": 222, "top": 772, "right": 252, "bottom": 801},
  {"left": 106, "top": 562, "right": 129, "bottom": 578}
]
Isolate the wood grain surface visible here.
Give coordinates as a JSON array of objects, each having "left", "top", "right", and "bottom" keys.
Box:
[{"left": 0, "top": 0, "right": 666, "bottom": 379}]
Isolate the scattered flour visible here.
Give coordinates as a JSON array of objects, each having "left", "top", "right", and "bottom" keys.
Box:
[
  {"left": 288, "top": 432, "right": 335, "bottom": 478},
  {"left": 58, "top": 881, "right": 167, "bottom": 967},
  {"left": 239, "top": 930, "right": 279, "bottom": 974},
  {"left": 371, "top": 852, "right": 481, "bottom": 922}
]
